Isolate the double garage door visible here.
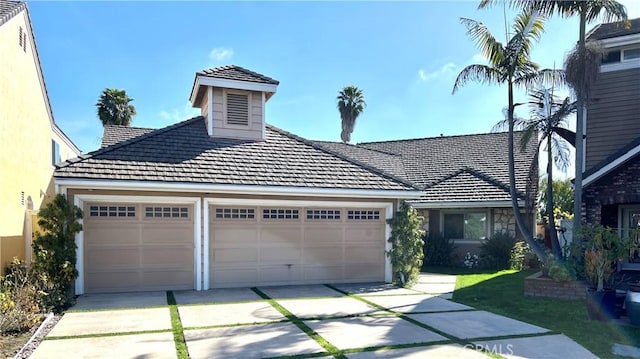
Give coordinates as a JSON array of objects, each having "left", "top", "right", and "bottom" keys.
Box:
[{"left": 83, "top": 201, "right": 386, "bottom": 293}]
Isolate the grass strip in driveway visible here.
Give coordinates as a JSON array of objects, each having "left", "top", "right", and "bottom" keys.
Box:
[
  {"left": 45, "top": 329, "right": 172, "bottom": 341},
  {"left": 324, "top": 284, "right": 509, "bottom": 359},
  {"left": 251, "top": 287, "right": 345, "bottom": 359},
  {"left": 166, "top": 291, "right": 189, "bottom": 359}
]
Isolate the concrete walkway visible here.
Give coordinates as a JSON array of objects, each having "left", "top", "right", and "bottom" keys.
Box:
[{"left": 30, "top": 275, "right": 597, "bottom": 359}]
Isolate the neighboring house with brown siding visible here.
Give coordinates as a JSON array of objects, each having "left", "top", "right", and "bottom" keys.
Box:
[
  {"left": 0, "top": 0, "right": 80, "bottom": 274},
  {"left": 582, "top": 18, "right": 640, "bottom": 270},
  {"left": 54, "top": 65, "right": 536, "bottom": 294}
]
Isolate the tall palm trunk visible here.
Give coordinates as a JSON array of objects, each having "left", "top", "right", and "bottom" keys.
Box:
[
  {"left": 573, "top": 9, "right": 587, "bottom": 236},
  {"left": 508, "top": 80, "right": 547, "bottom": 261},
  {"left": 547, "top": 134, "right": 561, "bottom": 259}
]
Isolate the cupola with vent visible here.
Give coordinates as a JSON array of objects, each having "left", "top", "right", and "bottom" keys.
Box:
[{"left": 189, "top": 65, "right": 279, "bottom": 140}]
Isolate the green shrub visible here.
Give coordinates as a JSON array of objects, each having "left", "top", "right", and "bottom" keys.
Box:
[
  {"left": 387, "top": 201, "right": 425, "bottom": 287},
  {"left": 422, "top": 232, "right": 455, "bottom": 267},
  {"left": 480, "top": 231, "right": 517, "bottom": 270},
  {"left": 1, "top": 258, "right": 44, "bottom": 334},
  {"left": 509, "top": 241, "right": 529, "bottom": 270},
  {"left": 32, "top": 194, "right": 83, "bottom": 312}
]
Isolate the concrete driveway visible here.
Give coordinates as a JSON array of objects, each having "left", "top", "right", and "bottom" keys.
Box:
[{"left": 30, "top": 275, "right": 596, "bottom": 359}]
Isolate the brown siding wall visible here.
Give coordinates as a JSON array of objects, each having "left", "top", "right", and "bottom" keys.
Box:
[
  {"left": 584, "top": 155, "right": 640, "bottom": 224},
  {"left": 586, "top": 67, "right": 640, "bottom": 171}
]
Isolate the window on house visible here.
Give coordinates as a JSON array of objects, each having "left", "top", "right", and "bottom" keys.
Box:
[
  {"left": 623, "top": 48, "right": 640, "bottom": 61},
  {"left": 306, "top": 209, "right": 341, "bottom": 220},
  {"left": 215, "top": 208, "right": 255, "bottom": 219},
  {"left": 443, "top": 212, "right": 487, "bottom": 240},
  {"left": 262, "top": 209, "right": 299, "bottom": 220},
  {"left": 602, "top": 50, "right": 621, "bottom": 64},
  {"left": 89, "top": 205, "right": 136, "bottom": 218},
  {"left": 621, "top": 206, "right": 640, "bottom": 263},
  {"left": 51, "top": 140, "right": 60, "bottom": 165},
  {"left": 145, "top": 206, "right": 189, "bottom": 219},
  {"left": 226, "top": 92, "right": 249, "bottom": 126}
]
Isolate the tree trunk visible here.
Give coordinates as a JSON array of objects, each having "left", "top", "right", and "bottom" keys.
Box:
[
  {"left": 573, "top": 9, "right": 587, "bottom": 237},
  {"left": 508, "top": 80, "right": 547, "bottom": 261},
  {"left": 547, "top": 135, "right": 561, "bottom": 259}
]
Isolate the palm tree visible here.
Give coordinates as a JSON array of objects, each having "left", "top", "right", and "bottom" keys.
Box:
[
  {"left": 478, "top": 0, "right": 628, "bottom": 242},
  {"left": 337, "top": 86, "right": 366, "bottom": 143},
  {"left": 96, "top": 88, "right": 137, "bottom": 126},
  {"left": 453, "top": 10, "right": 564, "bottom": 261},
  {"left": 495, "top": 88, "right": 576, "bottom": 259}
]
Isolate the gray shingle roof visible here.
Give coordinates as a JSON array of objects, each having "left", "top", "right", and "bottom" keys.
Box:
[
  {"left": 197, "top": 65, "right": 279, "bottom": 85},
  {"left": 101, "top": 125, "right": 154, "bottom": 148},
  {"left": 313, "top": 141, "right": 408, "bottom": 179},
  {"left": 587, "top": 17, "right": 640, "bottom": 40},
  {"left": 0, "top": 0, "right": 25, "bottom": 27},
  {"left": 55, "top": 117, "right": 415, "bottom": 191},
  {"left": 357, "top": 131, "right": 536, "bottom": 203}
]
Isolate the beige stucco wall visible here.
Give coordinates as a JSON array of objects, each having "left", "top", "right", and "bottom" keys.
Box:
[{"left": 0, "top": 10, "right": 79, "bottom": 272}]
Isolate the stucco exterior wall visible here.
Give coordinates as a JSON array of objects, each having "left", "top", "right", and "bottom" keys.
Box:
[{"left": 0, "top": 10, "right": 78, "bottom": 272}]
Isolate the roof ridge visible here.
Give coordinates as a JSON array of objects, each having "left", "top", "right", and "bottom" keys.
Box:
[
  {"left": 198, "top": 65, "right": 279, "bottom": 85},
  {"left": 103, "top": 124, "right": 155, "bottom": 131},
  {"left": 423, "top": 167, "right": 525, "bottom": 199},
  {"left": 57, "top": 116, "right": 204, "bottom": 169},
  {"left": 358, "top": 130, "right": 520, "bottom": 146},
  {"left": 266, "top": 124, "right": 421, "bottom": 190},
  {"left": 0, "top": 0, "right": 25, "bottom": 27},
  {"left": 313, "top": 140, "right": 402, "bottom": 157}
]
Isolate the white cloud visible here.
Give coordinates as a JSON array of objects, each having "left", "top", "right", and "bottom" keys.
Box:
[
  {"left": 209, "top": 47, "right": 234, "bottom": 63},
  {"left": 471, "top": 53, "right": 485, "bottom": 63},
  {"left": 417, "top": 62, "right": 457, "bottom": 82},
  {"left": 158, "top": 101, "right": 200, "bottom": 123}
]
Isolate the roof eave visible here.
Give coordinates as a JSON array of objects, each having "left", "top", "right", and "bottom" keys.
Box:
[
  {"left": 189, "top": 76, "right": 278, "bottom": 105},
  {"left": 410, "top": 200, "right": 526, "bottom": 208},
  {"left": 55, "top": 178, "right": 422, "bottom": 199},
  {"left": 584, "top": 142, "right": 640, "bottom": 187}
]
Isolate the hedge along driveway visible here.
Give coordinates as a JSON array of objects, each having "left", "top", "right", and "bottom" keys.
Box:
[{"left": 28, "top": 278, "right": 596, "bottom": 359}]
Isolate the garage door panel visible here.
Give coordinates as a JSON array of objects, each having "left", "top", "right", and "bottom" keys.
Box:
[
  {"left": 142, "top": 247, "right": 193, "bottom": 266},
  {"left": 85, "top": 225, "right": 141, "bottom": 245},
  {"left": 213, "top": 228, "right": 258, "bottom": 245},
  {"left": 260, "top": 267, "right": 302, "bottom": 282},
  {"left": 142, "top": 270, "right": 193, "bottom": 289},
  {"left": 261, "top": 228, "right": 301, "bottom": 245},
  {"left": 345, "top": 227, "right": 384, "bottom": 243},
  {"left": 303, "top": 247, "right": 343, "bottom": 264},
  {"left": 87, "top": 271, "right": 141, "bottom": 293},
  {"left": 84, "top": 202, "right": 195, "bottom": 293},
  {"left": 212, "top": 267, "right": 259, "bottom": 286},
  {"left": 261, "top": 247, "right": 301, "bottom": 262},
  {"left": 345, "top": 246, "right": 384, "bottom": 264},
  {"left": 210, "top": 205, "right": 386, "bottom": 287},
  {"left": 142, "top": 225, "right": 193, "bottom": 244},
  {"left": 212, "top": 248, "right": 258, "bottom": 263},
  {"left": 87, "top": 248, "right": 139, "bottom": 269},
  {"left": 304, "top": 228, "right": 343, "bottom": 242}
]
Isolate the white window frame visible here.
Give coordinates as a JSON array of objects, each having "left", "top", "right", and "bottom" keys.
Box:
[
  {"left": 222, "top": 89, "right": 252, "bottom": 128},
  {"left": 73, "top": 195, "right": 202, "bottom": 295},
  {"left": 441, "top": 209, "right": 489, "bottom": 243},
  {"left": 600, "top": 46, "right": 640, "bottom": 72}
]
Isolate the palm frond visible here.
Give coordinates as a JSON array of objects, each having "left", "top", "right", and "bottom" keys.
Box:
[
  {"left": 460, "top": 18, "right": 505, "bottom": 66},
  {"left": 585, "top": 0, "right": 628, "bottom": 23},
  {"left": 452, "top": 64, "right": 501, "bottom": 94}
]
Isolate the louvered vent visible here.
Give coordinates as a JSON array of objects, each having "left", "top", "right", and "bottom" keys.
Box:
[{"left": 226, "top": 93, "right": 249, "bottom": 126}]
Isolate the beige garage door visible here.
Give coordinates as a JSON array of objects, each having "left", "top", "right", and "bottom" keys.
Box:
[
  {"left": 83, "top": 203, "right": 195, "bottom": 293},
  {"left": 210, "top": 206, "right": 386, "bottom": 288}
]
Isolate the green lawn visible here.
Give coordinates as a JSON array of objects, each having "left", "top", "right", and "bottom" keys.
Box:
[{"left": 436, "top": 268, "right": 640, "bottom": 359}]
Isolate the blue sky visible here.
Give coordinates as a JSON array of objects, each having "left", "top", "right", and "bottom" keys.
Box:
[{"left": 29, "top": 1, "right": 640, "bottom": 177}]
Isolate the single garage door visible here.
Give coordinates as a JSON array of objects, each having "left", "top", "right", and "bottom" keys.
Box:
[
  {"left": 83, "top": 203, "right": 195, "bottom": 293},
  {"left": 209, "top": 206, "right": 386, "bottom": 288}
]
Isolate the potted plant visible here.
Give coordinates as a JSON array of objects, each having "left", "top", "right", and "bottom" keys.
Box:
[
  {"left": 626, "top": 280, "right": 640, "bottom": 326},
  {"left": 577, "top": 225, "right": 629, "bottom": 320}
]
